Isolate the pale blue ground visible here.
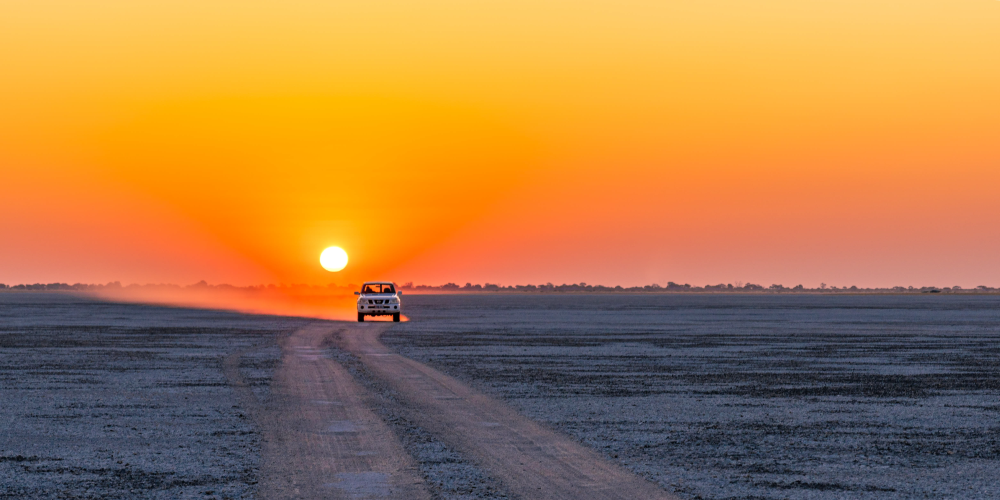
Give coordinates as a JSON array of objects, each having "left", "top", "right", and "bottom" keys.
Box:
[
  {"left": 386, "top": 294, "right": 1000, "bottom": 500},
  {"left": 2, "top": 293, "right": 997, "bottom": 499},
  {"left": 0, "top": 293, "right": 308, "bottom": 499}
]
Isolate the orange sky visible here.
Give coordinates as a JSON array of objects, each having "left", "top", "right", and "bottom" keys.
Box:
[{"left": 2, "top": 0, "right": 999, "bottom": 289}]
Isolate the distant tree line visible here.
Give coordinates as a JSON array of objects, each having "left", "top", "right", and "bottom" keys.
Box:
[
  {"left": 0, "top": 282, "right": 361, "bottom": 293},
  {"left": 1, "top": 281, "right": 996, "bottom": 294},
  {"left": 398, "top": 282, "right": 995, "bottom": 294}
]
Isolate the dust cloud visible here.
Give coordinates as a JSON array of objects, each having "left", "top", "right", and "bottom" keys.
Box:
[{"left": 86, "top": 284, "right": 360, "bottom": 321}]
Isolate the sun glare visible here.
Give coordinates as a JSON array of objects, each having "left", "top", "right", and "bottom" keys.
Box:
[{"left": 320, "top": 246, "right": 348, "bottom": 272}]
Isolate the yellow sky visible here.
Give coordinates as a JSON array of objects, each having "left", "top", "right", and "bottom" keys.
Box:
[{"left": 2, "top": 1, "right": 999, "bottom": 287}]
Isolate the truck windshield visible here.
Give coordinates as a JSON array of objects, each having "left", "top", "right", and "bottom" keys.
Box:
[{"left": 362, "top": 284, "right": 394, "bottom": 294}]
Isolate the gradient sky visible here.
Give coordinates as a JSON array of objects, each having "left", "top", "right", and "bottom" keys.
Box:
[{"left": 2, "top": 0, "right": 999, "bottom": 288}]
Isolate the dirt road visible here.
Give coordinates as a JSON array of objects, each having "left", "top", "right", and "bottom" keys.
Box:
[
  {"left": 338, "top": 323, "right": 676, "bottom": 500},
  {"left": 227, "top": 324, "right": 430, "bottom": 499}
]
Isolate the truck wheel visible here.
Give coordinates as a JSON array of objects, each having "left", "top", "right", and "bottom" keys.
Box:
[
  {"left": 357, "top": 313, "right": 365, "bottom": 322},
  {"left": 392, "top": 313, "right": 400, "bottom": 322}
]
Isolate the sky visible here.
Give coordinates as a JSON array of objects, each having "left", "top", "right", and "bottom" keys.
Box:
[{"left": 2, "top": 0, "right": 999, "bottom": 289}]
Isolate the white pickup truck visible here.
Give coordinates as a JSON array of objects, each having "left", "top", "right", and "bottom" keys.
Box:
[{"left": 354, "top": 281, "right": 402, "bottom": 322}]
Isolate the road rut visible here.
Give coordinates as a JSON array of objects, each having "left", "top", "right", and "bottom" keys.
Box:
[
  {"left": 338, "top": 324, "right": 677, "bottom": 500},
  {"left": 235, "top": 324, "right": 430, "bottom": 499}
]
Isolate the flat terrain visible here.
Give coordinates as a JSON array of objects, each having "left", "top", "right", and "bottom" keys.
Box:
[
  {"left": 0, "top": 293, "right": 309, "bottom": 498},
  {"left": 385, "top": 294, "right": 1000, "bottom": 499},
  {"left": 3, "top": 293, "right": 999, "bottom": 499},
  {"left": 0, "top": 294, "right": 673, "bottom": 499},
  {"left": 339, "top": 323, "right": 671, "bottom": 500},
  {"left": 245, "top": 324, "right": 430, "bottom": 499}
]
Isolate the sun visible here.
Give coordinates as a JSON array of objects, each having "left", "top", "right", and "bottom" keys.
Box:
[{"left": 319, "top": 246, "right": 348, "bottom": 272}]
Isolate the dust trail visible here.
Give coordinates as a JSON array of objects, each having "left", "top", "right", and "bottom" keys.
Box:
[{"left": 87, "top": 286, "right": 359, "bottom": 320}]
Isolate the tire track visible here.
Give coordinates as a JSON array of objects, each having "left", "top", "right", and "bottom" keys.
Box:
[
  {"left": 226, "top": 323, "right": 430, "bottom": 499},
  {"left": 338, "top": 324, "right": 678, "bottom": 500}
]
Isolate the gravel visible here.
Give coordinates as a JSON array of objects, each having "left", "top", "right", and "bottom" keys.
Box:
[{"left": 384, "top": 294, "right": 1000, "bottom": 500}]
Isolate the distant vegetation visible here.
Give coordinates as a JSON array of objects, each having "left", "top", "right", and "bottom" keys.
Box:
[
  {"left": 1, "top": 281, "right": 995, "bottom": 294},
  {"left": 0, "top": 281, "right": 356, "bottom": 294},
  {"left": 398, "top": 282, "right": 993, "bottom": 294}
]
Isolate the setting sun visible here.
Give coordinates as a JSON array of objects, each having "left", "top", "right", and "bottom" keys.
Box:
[
  {"left": 2, "top": 0, "right": 999, "bottom": 288},
  {"left": 319, "top": 247, "right": 348, "bottom": 272}
]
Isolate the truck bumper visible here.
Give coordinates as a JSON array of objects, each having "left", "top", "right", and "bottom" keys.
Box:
[{"left": 357, "top": 305, "right": 401, "bottom": 315}]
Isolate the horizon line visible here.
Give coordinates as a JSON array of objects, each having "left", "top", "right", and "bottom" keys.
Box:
[{"left": 1, "top": 281, "right": 995, "bottom": 294}]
